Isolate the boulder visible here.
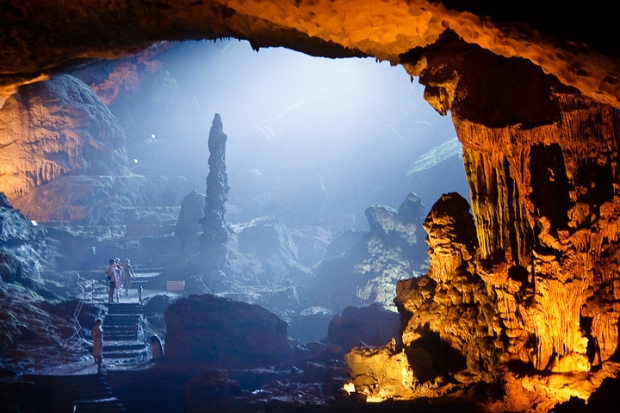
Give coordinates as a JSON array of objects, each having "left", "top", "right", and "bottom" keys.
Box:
[
  {"left": 164, "top": 294, "right": 293, "bottom": 368},
  {"left": 237, "top": 217, "right": 298, "bottom": 262},
  {"left": 326, "top": 304, "right": 401, "bottom": 353}
]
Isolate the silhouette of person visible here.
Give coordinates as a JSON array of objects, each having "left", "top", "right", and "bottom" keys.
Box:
[
  {"left": 105, "top": 259, "right": 116, "bottom": 303},
  {"left": 123, "top": 258, "right": 134, "bottom": 294},
  {"left": 113, "top": 258, "right": 121, "bottom": 302},
  {"left": 91, "top": 318, "right": 103, "bottom": 374}
]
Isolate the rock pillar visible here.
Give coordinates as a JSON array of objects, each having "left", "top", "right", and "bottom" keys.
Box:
[{"left": 200, "top": 114, "right": 230, "bottom": 290}]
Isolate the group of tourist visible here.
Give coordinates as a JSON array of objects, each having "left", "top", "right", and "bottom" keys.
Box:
[{"left": 105, "top": 257, "right": 135, "bottom": 303}]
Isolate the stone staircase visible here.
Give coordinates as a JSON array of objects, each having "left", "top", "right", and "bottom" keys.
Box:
[
  {"left": 102, "top": 303, "right": 149, "bottom": 360},
  {"left": 131, "top": 269, "right": 162, "bottom": 294},
  {"left": 23, "top": 303, "right": 150, "bottom": 412},
  {"left": 58, "top": 374, "right": 127, "bottom": 413},
  {"left": 23, "top": 373, "right": 127, "bottom": 413}
]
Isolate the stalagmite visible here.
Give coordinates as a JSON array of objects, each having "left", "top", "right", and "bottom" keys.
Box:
[{"left": 200, "top": 113, "right": 231, "bottom": 290}]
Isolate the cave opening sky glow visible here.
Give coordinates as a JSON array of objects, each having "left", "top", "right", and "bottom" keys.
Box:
[{"left": 111, "top": 39, "right": 465, "bottom": 230}]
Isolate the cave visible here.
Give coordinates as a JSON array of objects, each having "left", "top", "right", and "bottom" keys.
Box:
[{"left": 2, "top": 1, "right": 620, "bottom": 412}]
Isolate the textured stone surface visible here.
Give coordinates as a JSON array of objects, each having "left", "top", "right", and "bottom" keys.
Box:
[
  {"left": 314, "top": 193, "right": 427, "bottom": 312},
  {"left": 1, "top": 1, "right": 619, "bottom": 112},
  {"left": 346, "top": 94, "right": 620, "bottom": 408},
  {"left": 11, "top": 174, "right": 186, "bottom": 224},
  {"left": 164, "top": 294, "right": 293, "bottom": 368},
  {"left": 0, "top": 194, "right": 47, "bottom": 283},
  {"left": 199, "top": 114, "right": 231, "bottom": 290},
  {"left": 0, "top": 74, "right": 129, "bottom": 200},
  {"left": 326, "top": 303, "right": 401, "bottom": 353}
]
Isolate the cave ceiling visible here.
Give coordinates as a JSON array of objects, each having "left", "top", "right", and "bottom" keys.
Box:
[{"left": 1, "top": 0, "right": 618, "bottom": 118}]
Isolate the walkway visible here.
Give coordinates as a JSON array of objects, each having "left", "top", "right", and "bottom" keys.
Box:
[{"left": 24, "top": 300, "right": 150, "bottom": 412}]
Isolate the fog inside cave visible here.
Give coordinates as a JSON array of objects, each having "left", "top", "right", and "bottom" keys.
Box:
[{"left": 110, "top": 39, "right": 468, "bottom": 231}]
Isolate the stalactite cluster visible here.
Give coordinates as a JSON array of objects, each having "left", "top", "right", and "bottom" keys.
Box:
[{"left": 346, "top": 41, "right": 620, "bottom": 411}]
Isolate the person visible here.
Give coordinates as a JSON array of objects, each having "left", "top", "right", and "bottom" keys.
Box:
[
  {"left": 105, "top": 259, "right": 117, "bottom": 303},
  {"left": 113, "top": 258, "right": 122, "bottom": 302},
  {"left": 91, "top": 318, "right": 103, "bottom": 374},
  {"left": 123, "top": 258, "right": 134, "bottom": 294}
]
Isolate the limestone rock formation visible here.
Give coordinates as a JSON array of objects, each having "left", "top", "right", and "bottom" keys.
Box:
[
  {"left": 0, "top": 194, "right": 85, "bottom": 373},
  {"left": 201, "top": 113, "right": 230, "bottom": 245},
  {"left": 314, "top": 193, "right": 427, "bottom": 313},
  {"left": 164, "top": 294, "right": 293, "bottom": 368},
  {"left": 345, "top": 193, "right": 484, "bottom": 401},
  {"left": 0, "top": 282, "right": 78, "bottom": 372},
  {"left": 11, "top": 174, "right": 186, "bottom": 224},
  {"left": 1, "top": 1, "right": 618, "bottom": 112},
  {"left": 174, "top": 190, "right": 206, "bottom": 252},
  {"left": 325, "top": 303, "right": 401, "bottom": 354},
  {"left": 347, "top": 180, "right": 620, "bottom": 410},
  {"left": 200, "top": 114, "right": 231, "bottom": 289},
  {"left": 341, "top": 22, "right": 620, "bottom": 412},
  {"left": 0, "top": 74, "right": 129, "bottom": 200},
  {"left": 0, "top": 194, "right": 48, "bottom": 284},
  {"left": 237, "top": 217, "right": 299, "bottom": 266}
]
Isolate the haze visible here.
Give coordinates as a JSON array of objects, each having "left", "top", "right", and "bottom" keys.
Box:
[{"left": 110, "top": 39, "right": 467, "bottom": 231}]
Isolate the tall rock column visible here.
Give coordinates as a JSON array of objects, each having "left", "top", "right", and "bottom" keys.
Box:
[
  {"left": 457, "top": 94, "right": 620, "bottom": 372},
  {"left": 200, "top": 113, "right": 230, "bottom": 290}
]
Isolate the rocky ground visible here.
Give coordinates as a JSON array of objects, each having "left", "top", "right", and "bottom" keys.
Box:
[{"left": 0, "top": 280, "right": 402, "bottom": 413}]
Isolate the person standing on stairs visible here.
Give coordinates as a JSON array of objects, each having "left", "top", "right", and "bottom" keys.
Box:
[
  {"left": 113, "top": 258, "right": 122, "bottom": 302},
  {"left": 105, "top": 259, "right": 117, "bottom": 303},
  {"left": 91, "top": 318, "right": 103, "bottom": 374},
  {"left": 123, "top": 258, "right": 134, "bottom": 295}
]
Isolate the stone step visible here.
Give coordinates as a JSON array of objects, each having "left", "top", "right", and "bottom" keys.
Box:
[
  {"left": 105, "top": 329, "right": 138, "bottom": 336},
  {"left": 105, "top": 314, "right": 142, "bottom": 321},
  {"left": 89, "top": 339, "right": 143, "bottom": 348},
  {"left": 103, "top": 348, "right": 149, "bottom": 359},
  {"left": 105, "top": 334, "right": 139, "bottom": 342},
  {"left": 104, "top": 321, "right": 138, "bottom": 327},
  {"left": 104, "top": 315, "right": 142, "bottom": 324},
  {"left": 52, "top": 374, "right": 127, "bottom": 413},
  {"left": 103, "top": 330, "right": 139, "bottom": 339},
  {"left": 73, "top": 398, "right": 127, "bottom": 413},
  {"left": 106, "top": 303, "right": 144, "bottom": 312}
]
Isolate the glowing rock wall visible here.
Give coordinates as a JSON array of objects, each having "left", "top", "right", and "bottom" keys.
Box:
[
  {"left": 0, "top": 74, "right": 129, "bottom": 200},
  {"left": 347, "top": 49, "right": 620, "bottom": 412}
]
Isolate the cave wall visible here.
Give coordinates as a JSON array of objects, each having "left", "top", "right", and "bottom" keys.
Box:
[
  {"left": 346, "top": 31, "right": 620, "bottom": 411},
  {"left": 457, "top": 93, "right": 620, "bottom": 371},
  {"left": 0, "top": 74, "right": 129, "bottom": 200}
]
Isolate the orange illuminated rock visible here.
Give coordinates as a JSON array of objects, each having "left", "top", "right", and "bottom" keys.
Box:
[
  {"left": 347, "top": 84, "right": 620, "bottom": 411},
  {"left": 0, "top": 74, "right": 129, "bottom": 200}
]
